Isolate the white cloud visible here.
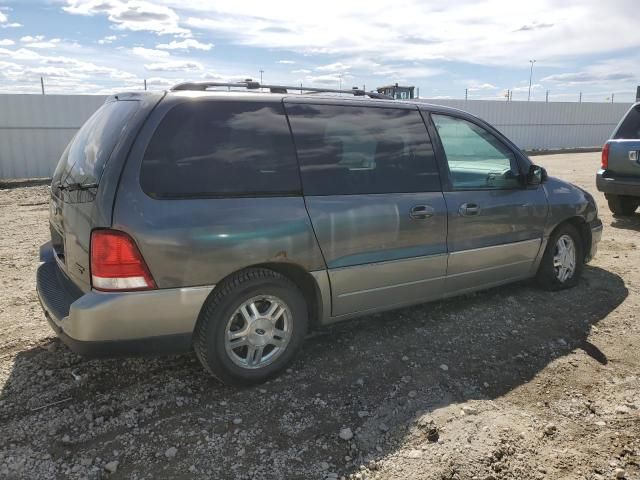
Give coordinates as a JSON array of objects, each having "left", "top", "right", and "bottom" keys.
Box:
[
  {"left": 292, "top": 71, "right": 353, "bottom": 86},
  {"left": 98, "top": 34, "right": 118, "bottom": 44},
  {"left": 467, "top": 82, "right": 498, "bottom": 91},
  {"left": 20, "top": 35, "right": 44, "bottom": 43},
  {"left": 0, "top": 12, "right": 21, "bottom": 28},
  {"left": 511, "top": 83, "right": 543, "bottom": 93},
  {"left": 64, "top": 0, "right": 190, "bottom": 36},
  {"left": 291, "top": 69, "right": 311, "bottom": 74},
  {"left": 156, "top": 38, "right": 213, "bottom": 50},
  {"left": 20, "top": 36, "right": 61, "bottom": 49},
  {"left": 277, "top": 59, "right": 295, "bottom": 64},
  {"left": 541, "top": 58, "right": 639, "bottom": 86},
  {"left": 0, "top": 39, "right": 14, "bottom": 46},
  {"left": 0, "top": 45, "right": 142, "bottom": 94},
  {"left": 315, "top": 62, "right": 350, "bottom": 72},
  {"left": 145, "top": 60, "right": 203, "bottom": 71},
  {"left": 131, "top": 46, "right": 171, "bottom": 59},
  {"left": 176, "top": 0, "right": 640, "bottom": 68},
  {"left": 0, "top": 47, "right": 42, "bottom": 60},
  {"left": 373, "top": 65, "right": 442, "bottom": 80}
]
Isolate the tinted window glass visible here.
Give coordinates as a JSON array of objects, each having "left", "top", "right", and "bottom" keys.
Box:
[
  {"left": 432, "top": 114, "right": 520, "bottom": 190},
  {"left": 53, "top": 100, "right": 138, "bottom": 188},
  {"left": 614, "top": 105, "right": 640, "bottom": 139},
  {"left": 286, "top": 104, "right": 440, "bottom": 195},
  {"left": 140, "top": 101, "right": 300, "bottom": 198}
]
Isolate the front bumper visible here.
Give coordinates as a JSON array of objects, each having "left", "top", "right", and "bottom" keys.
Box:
[
  {"left": 596, "top": 170, "right": 640, "bottom": 197},
  {"left": 586, "top": 219, "right": 603, "bottom": 262},
  {"left": 36, "top": 256, "right": 214, "bottom": 357}
]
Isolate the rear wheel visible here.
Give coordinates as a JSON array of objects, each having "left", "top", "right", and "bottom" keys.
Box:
[
  {"left": 536, "top": 223, "right": 584, "bottom": 291},
  {"left": 607, "top": 195, "right": 638, "bottom": 216},
  {"left": 194, "top": 268, "right": 308, "bottom": 386}
]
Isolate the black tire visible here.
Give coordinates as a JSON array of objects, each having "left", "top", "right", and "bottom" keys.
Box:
[
  {"left": 536, "top": 223, "right": 584, "bottom": 291},
  {"left": 607, "top": 195, "right": 638, "bottom": 216},
  {"left": 193, "top": 268, "right": 308, "bottom": 386}
]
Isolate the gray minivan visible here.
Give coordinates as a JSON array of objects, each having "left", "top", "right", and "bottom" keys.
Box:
[{"left": 37, "top": 82, "right": 603, "bottom": 385}]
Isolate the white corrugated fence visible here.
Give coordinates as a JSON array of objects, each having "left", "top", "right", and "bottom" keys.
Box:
[
  {"left": 416, "top": 99, "right": 631, "bottom": 151},
  {"left": 0, "top": 93, "right": 632, "bottom": 180},
  {"left": 0, "top": 94, "right": 106, "bottom": 179}
]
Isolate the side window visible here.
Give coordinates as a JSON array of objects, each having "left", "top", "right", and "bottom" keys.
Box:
[
  {"left": 286, "top": 104, "right": 440, "bottom": 195},
  {"left": 614, "top": 105, "right": 640, "bottom": 139},
  {"left": 432, "top": 114, "right": 521, "bottom": 190},
  {"left": 140, "top": 101, "right": 300, "bottom": 198}
]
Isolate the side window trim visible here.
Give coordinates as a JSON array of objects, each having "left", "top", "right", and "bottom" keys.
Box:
[
  {"left": 420, "top": 109, "right": 453, "bottom": 192},
  {"left": 427, "top": 111, "right": 525, "bottom": 191}
]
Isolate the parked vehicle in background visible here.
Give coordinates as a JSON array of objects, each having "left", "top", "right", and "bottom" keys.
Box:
[
  {"left": 597, "top": 102, "right": 640, "bottom": 215},
  {"left": 37, "top": 82, "right": 602, "bottom": 385}
]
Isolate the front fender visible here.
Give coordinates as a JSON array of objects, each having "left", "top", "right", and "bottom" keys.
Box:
[{"left": 543, "top": 177, "right": 598, "bottom": 236}]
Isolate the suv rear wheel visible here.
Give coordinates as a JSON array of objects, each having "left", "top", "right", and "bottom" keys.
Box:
[
  {"left": 536, "top": 223, "right": 584, "bottom": 291},
  {"left": 607, "top": 194, "right": 638, "bottom": 216},
  {"left": 194, "top": 268, "right": 308, "bottom": 385}
]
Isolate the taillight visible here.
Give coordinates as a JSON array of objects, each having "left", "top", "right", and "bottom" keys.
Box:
[
  {"left": 601, "top": 143, "right": 610, "bottom": 169},
  {"left": 90, "top": 229, "right": 156, "bottom": 291}
]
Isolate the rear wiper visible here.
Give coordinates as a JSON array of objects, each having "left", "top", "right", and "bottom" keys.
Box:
[{"left": 58, "top": 182, "right": 98, "bottom": 192}]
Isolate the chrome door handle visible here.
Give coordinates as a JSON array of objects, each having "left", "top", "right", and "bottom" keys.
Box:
[
  {"left": 459, "top": 203, "right": 480, "bottom": 216},
  {"left": 410, "top": 205, "right": 434, "bottom": 219},
  {"left": 630, "top": 150, "right": 639, "bottom": 162}
]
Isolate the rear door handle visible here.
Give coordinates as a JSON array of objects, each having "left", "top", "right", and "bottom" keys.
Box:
[
  {"left": 630, "top": 150, "right": 639, "bottom": 162},
  {"left": 459, "top": 203, "right": 480, "bottom": 216},
  {"left": 410, "top": 205, "right": 434, "bottom": 219}
]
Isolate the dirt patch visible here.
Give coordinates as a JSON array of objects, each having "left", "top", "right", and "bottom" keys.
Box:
[{"left": 0, "top": 152, "right": 639, "bottom": 480}]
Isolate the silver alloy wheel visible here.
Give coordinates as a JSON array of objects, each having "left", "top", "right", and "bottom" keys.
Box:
[
  {"left": 224, "top": 295, "right": 292, "bottom": 369},
  {"left": 553, "top": 234, "right": 577, "bottom": 283}
]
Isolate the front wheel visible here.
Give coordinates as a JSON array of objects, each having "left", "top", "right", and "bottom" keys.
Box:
[
  {"left": 536, "top": 224, "right": 584, "bottom": 291},
  {"left": 607, "top": 195, "right": 638, "bottom": 216},
  {"left": 193, "top": 268, "right": 308, "bottom": 386}
]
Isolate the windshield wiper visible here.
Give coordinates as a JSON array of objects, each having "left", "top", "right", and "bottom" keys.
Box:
[{"left": 58, "top": 182, "right": 98, "bottom": 192}]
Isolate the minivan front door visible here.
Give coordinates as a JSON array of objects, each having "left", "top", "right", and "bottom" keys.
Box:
[
  {"left": 285, "top": 101, "right": 447, "bottom": 317},
  {"left": 429, "top": 113, "right": 548, "bottom": 293}
]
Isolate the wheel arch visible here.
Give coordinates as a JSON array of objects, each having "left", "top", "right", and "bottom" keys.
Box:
[{"left": 204, "top": 262, "right": 325, "bottom": 331}]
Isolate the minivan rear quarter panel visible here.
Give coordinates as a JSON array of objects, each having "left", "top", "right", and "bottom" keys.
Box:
[{"left": 113, "top": 94, "right": 326, "bottom": 289}]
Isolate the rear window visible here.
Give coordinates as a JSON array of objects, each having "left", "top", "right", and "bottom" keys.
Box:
[
  {"left": 140, "top": 101, "right": 300, "bottom": 198},
  {"left": 614, "top": 105, "right": 640, "bottom": 139},
  {"left": 286, "top": 104, "right": 440, "bottom": 196},
  {"left": 52, "top": 100, "right": 138, "bottom": 187}
]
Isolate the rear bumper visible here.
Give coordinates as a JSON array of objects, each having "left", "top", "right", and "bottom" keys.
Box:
[
  {"left": 36, "top": 255, "right": 214, "bottom": 357},
  {"left": 596, "top": 170, "right": 640, "bottom": 197}
]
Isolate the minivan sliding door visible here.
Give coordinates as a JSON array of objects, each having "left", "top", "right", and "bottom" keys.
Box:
[{"left": 285, "top": 101, "right": 447, "bottom": 317}]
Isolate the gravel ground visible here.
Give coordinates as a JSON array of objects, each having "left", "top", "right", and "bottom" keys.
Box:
[{"left": 0, "top": 152, "right": 639, "bottom": 480}]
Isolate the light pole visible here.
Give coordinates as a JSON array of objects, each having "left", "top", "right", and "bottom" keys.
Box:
[
  {"left": 338, "top": 73, "right": 343, "bottom": 91},
  {"left": 259, "top": 69, "right": 264, "bottom": 84},
  {"left": 528, "top": 59, "right": 536, "bottom": 101}
]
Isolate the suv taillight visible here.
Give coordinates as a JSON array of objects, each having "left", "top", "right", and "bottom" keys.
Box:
[
  {"left": 90, "top": 229, "right": 156, "bottom": 291},
  {"left": 601, "top": 143, "right": 610, "bottom": 169}
]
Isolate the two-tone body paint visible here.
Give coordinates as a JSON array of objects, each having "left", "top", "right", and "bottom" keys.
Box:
[{"left": 40, "top": 90, "right": 603, "bottom": 352}]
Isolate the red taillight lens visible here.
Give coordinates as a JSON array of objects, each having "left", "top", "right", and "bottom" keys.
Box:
[
  {"left": 90, "top": 229, "right": 156, "bottom": 291},
  {"left": 601, "top": 143, "right": 610, "bottom": 169}
]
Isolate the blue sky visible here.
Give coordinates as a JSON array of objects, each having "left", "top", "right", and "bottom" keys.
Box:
[{"left": 0, "top": 0, "right": 638, "bottom": 102}]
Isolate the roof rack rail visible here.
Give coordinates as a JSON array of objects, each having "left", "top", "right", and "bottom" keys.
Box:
[{"left": 170, "top": 80, "right": 394, "bottom": 100}]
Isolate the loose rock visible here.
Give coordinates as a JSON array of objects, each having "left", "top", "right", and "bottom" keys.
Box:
[
  {"left": 339, "top": 428, "right": 354, "bottom": 441},
  {"left": 165, "top": 447, "right": 178, "bottom": 459},
  {"left": 543, "top": 423, "right": 557, "bottom": 436}
]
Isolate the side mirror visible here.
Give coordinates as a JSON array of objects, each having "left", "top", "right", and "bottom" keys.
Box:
[{"left": 527, "top": 164, "right": 547, "bottom": 185}]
